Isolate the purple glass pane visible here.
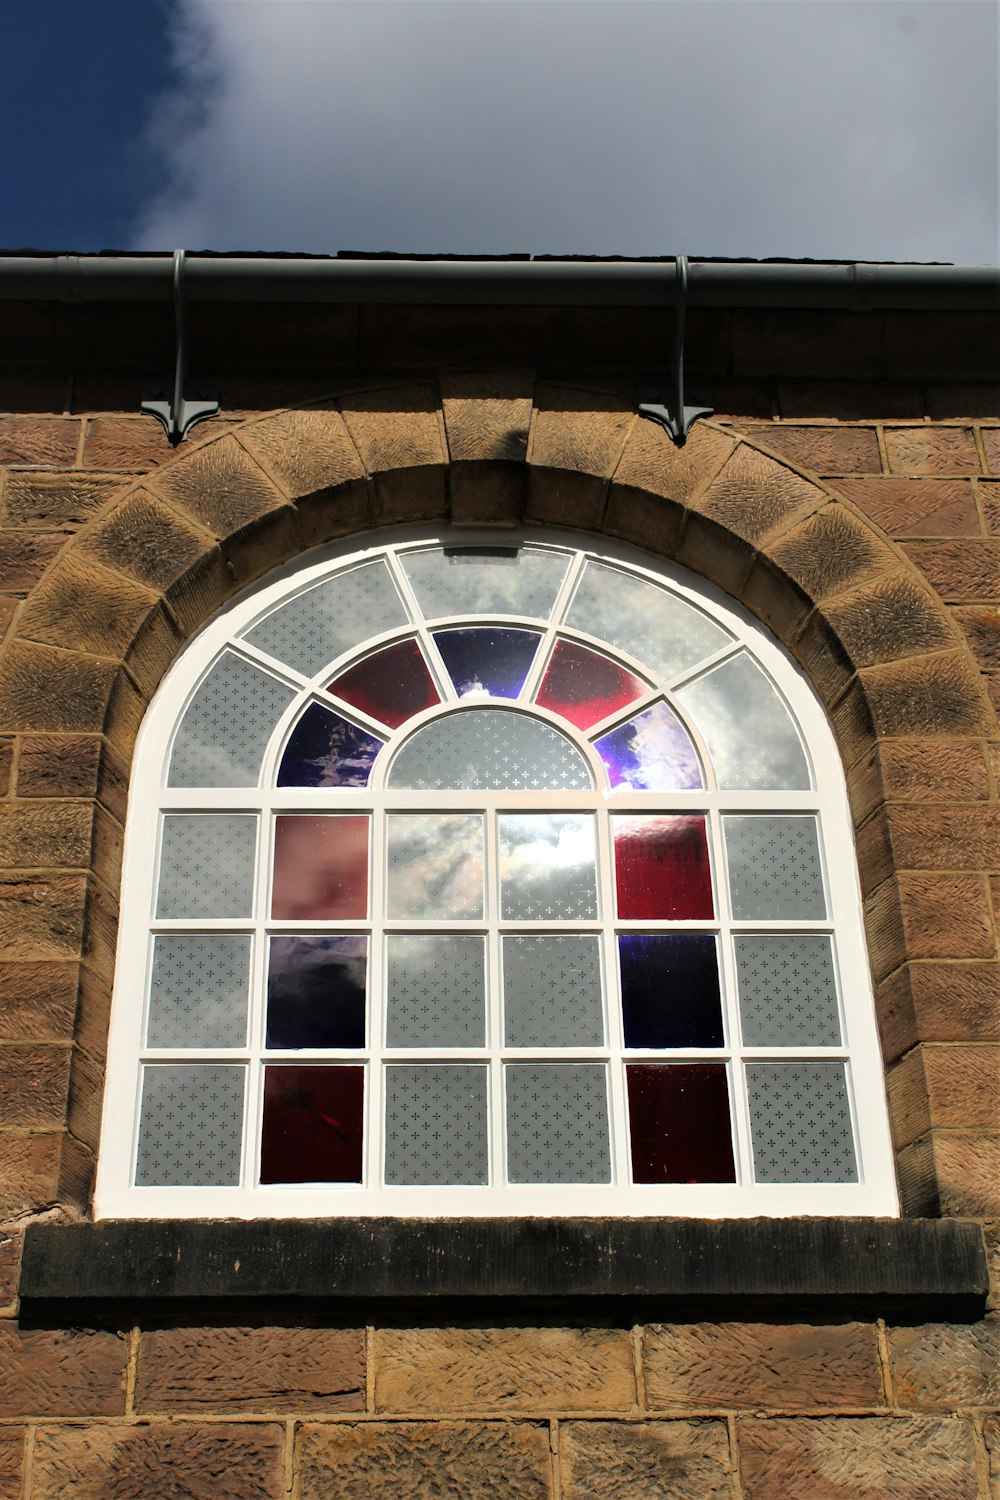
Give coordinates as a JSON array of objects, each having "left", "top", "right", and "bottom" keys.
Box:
[
  {"left": 267, "top": 935, "right": 367, "bottom": 1049},
  {"left": 535, "top": 640, "right": 647, "bottom": 730},
  {"left": 328, "top": 638, "right": 439, "bottom": 729},
  {"left": 619, "top": 935, "right": 722, "bottom": 1049},
  {"left": 595, "top": 701, "right": 703, "bottom": 791},
  {"left": 627, "top": 1064, "right": 735, "bottom": 1183},
  {"left": 271, "top": 815, "right": 368, "bottom": 920},
  {"left": 278, "top": 704, "right": 384, "bottom": 788},
  {"left": 433, "top": 627, "right": 540, "bottom": 700},
  {"left": 260, "top": 1064, "right": 364, "bottom": 1183},
  {"left": 614, "top": 816, "right": 714, "bottom": 920}
]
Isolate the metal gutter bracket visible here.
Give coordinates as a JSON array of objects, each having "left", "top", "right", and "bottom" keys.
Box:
[
  {"left": 638, "top": 256, "right": 714, "bottom": 443},
  {"left": 141, "top": 250, "right": 220, "bottom": 442}
]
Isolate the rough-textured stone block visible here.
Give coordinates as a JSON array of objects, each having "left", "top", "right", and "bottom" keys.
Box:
[
  {"left": 137, "top": 1324, "right": 364, "bottom": 1413},
  {"left": 904, "top": 540, "right": 1000, "bottom": 602},
  {"left": 298, "top": 1421, "right": 551, "bottom": 1500},
  {"left": 338, "top": 384, "right": 445, "bottom": 472},
  {"left": 239, "top": 407, "right": 365, "bottom": 499},
  {"left": 149, "top": 434, "right": 290, "bottom": 539},
  {"left": 819, "top": 570, "right": 955, "bottom": 670},
  {"left": 31, "top": 1422, "right": 285, "bottom": 1500},
  {"left": 953, "top": 606, "right": 1000, "bottom": 670},
  {"left": 77, "top": 487, "right": 217, "bottom": 594},
  {"left": 737, "top": 1415, "right": 978, "bottom": 1499},
  {"left": 864, "top": 875, "right": 995, "bottom": 984},
  {"left": 0, "top": 1325, "right": 126, "bottom": 1416},
  {"left": 887, "top": 1045, "right": 1000, "bottom": 1147},
  {"left": 17, "top": 553, "right": 159, "bottom": 660},
  {"left": 768, "top": 504, "right": 897, "bottom": 602},
  {"left": 899, "top": 1132, "right": 1000, "bottom": 1217},
  {"left": 889, "top": 1322, "right": 1000, "bottom": 1409},
  {"left": 0, "top": 738, "right": 10, "bottom": 797},
  {"left": 0, "top": 641, "right": 118, "bottom": 734},
  {"left": 560, "top": 1419, "right": 731, "bottom": 1500},
  {"left": 986, "top": 1414, "right": 1000, "bottom": 1500},
  {"left": 529, "top": 385, "right": 635, "bottom": 480},
  {"left": 645, "top": 1322, "right": 881, "bottom": 1411},
  {"left": 440, "top": 372, "right": 534, "bottom": 461},
  {"left": 450, "top": 461, "right": 525, "bottom": 527},
  {"left": 877, "top": 804, "right": 1000, "bottom": 872},
  {"left": 0, "top": 530, "right": 66, "bottom": 590},
  {"left": 834, "top": 477, "right": 981, "bottom": 536},
  {"left": 0, "top": 1429, "right": 23, "bottom": 1500},
  {"left": 745, "top": 424, "right": 881, "bottom": 474},
  {"left": 525, "top": 464, "right": 608, "bottom": 530},
  {"left": 847, "top": 742, "right": 990, "bottom": 824},
  {"left": 2, "top": 472, "right": 124, "bottom": 529},
  {"left": 0, "top": 417, "right": 79, "bottom": 467},
  {"left": 878, "top": 962, "right": 1000, "bottom": 1061},
  {"left": 0, "top": 1231, "right": 19, "bottom": 1305},
  {"left": 375, "top": 1327, "right": 635, "bottom": 1413},
  {"left": 0, "top": 1043, "right": 70, "bottom": 1126},
  {"left": 857, "top": 651, "right": 991, "bottom": 738},
  {"left": 603, "top": 483, "right": 685, "bottom": 558},
  {"left": 612, "top": 417, "right": 734, "bottom": 506},
  {"left": 0, "top": 873, "right": 88, "bottom": 962},
  {"left": 694, "top": 441, "right": 822, "bottom": 545},
  {"left": 81, "top": 416, "right": 172, "bottom": 471},
  {"left": 884, "top": 427, "right": 982, "bottom": 476},
  {"left": 983, "top": 427, "right": 1000, "bottom": 475},
  {"left": 16, "top": 736, "right": 119, "bottom": 815},
  {"left": 0, "top": 801, "right": 97, "bottom": 871},
  {"left": 0, "top": 1131, "right": 61, "bottom": 1217}
]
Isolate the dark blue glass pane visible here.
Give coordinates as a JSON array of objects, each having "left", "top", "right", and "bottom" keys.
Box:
[
  {"left": 619, "top": 934, "right": 723, "bottom": 1049},
  {"left": 595, "top": 702, "right": 702, "bottom": 791},
  {"left": 267, "top": 935, "right": 367, "bottom": 1049},
  {"left": 433, "top": 628, "right": 540, "bottom": 701},
  {"left": 278, "top": 703, "right": 383, "bottom": 787}
]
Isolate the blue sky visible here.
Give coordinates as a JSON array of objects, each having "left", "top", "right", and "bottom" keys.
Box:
[{"left": 4, "top": 0, "right": 998, "bottom": 262}]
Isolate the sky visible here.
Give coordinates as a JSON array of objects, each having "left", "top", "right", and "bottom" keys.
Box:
[{"left": 3, "top": 0, "right": 998, "bottom": 263}]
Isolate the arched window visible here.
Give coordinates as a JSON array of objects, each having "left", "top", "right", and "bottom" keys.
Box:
[{"left": 97, "top": 532, "right": 898, "bottom": 1217}]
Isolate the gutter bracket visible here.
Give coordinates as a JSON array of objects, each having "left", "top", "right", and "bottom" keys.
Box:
[
  {"left": 141, "top": 249, "right": 219, "bottom": 443},
  {"left": 638, "top": 255, "right": 713, "bottom": 444}
]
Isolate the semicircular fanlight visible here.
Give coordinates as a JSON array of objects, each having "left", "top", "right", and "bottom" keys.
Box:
[{"left": 388, "top": 708, "right": 593, "bottom": 791}]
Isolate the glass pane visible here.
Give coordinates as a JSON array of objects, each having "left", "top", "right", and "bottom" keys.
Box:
[
  {"left": 389, "top": 709, "right": 592, "bottom": 792},
  {"left": 535, "top": 639, "right": 646, "bottom": 730},
  {"left": 595, "top": 702, "right": 703, "bottom": 792},
  {"left": 386, "top": 814, "right": 484, "bottom": 920},
  {"left": 619, "top": 935, "right": 723, "bottom": 1049},
  {"left": 626, "top": 1064, "right": 735, "bottom": 1183},
  {"left": 147, "top": 934, "right": 251, "bottom": 1049},
  {"left": 503, "top": 936, "right": 604, "bottom": 1047},
  {"left": 386, "top": 934, "right": 486, "bottom": 1047},
  {"left": 677, "top": 653, "right": 810, "bottom": 790},
  {"left": 243, "top": 560, "right": 409, "bottom": 677},
  {"left": 613, "top": 816, "right": 714, "bottom": 921},
  {"left": 401, "top": 545, "right": 569, "bottom": 621},
  {"left": 746, "top": 1063, "right": 857, "bottom": 1183},
  {"left": 735, "top": 935, "right": 842, "bottom": 1047},
  {"left": 135, "top": 1064, "right": 244, "bottom": 1187},
  {"left": 260, "top": 1065, "right": 364, "bottom": 1183},
  {"left": 278, "top": 704, "right": 383, "bottom": 788},
  {"left": 384, "top": 1064, "right": 488, "bottom": 1185},
  {"left": 724, "top": 815, "right": 826, "bottom": 920},
  {"left": 566, "top": 561, "right": 731, "bottom": 681},
  {"left": 271, "top": 815, "right": 369, "bottom": 920},
  {"left": 499, "top": 813, "right": 598, "bottom": 921},
  {"left": 168, "top": 651, "right": 294, "bottom": 788},
  {"left": 266, "top": 935, "right": 367, "bottom": 1049},
  {"left": 506, "top": 1065, "right": 611, "bottom": 1184},
  {"left": 328, "top": 638, "right": 439, "bottom": 729},
  {"left": 433, "top": 627, "right": 540, "bottom": 700},
  {"left": 157, "top": 814, "right": 257, "bottom": 919}
]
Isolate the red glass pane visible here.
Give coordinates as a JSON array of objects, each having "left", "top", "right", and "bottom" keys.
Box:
[
  {"left": 613, "top": 816, "right": 714, "bottom": 919},
  {"left": 328, "top": 638, "right": 439, "bottom": 729},
  {"left": 272, "top": 815, "right": 368, "bottom": 920},
  {"left": 260, "top": 1064, "right": 364, "bottom": 1183},
  {"left": 535, "top": 639, "right": 646, "bottom": 730},
  {"left": 627, "top": 1064, "right": 735, "bottom": 1183}
]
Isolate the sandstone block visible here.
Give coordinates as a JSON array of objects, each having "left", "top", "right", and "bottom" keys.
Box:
[
  {"left": 0, "top": 1231, "right": 18, "bottom": 1306},
  {"left": 884, "top": 427, "right": 982, "bottom": 476},
  {"left": 834, "top": 477, "right": 981, "bottom": 537},
  {"left": 847, "top": 742, "right": 990, "bottom": 824},
  {"left": 0, "top": 641, "right": 120, "bottom": 734},
  {"left": 739, "top": 552, "right": 815, "bottom": 643},
  {"left": 612, "top": 417, "right": 734, "bottom": 506},
  {"left": 0, "top": 417, "right": 79, "bottom": 467},
  {"left": 81, "top": 416, "right": 172, "bottom": 471},
  {"left": 137, "top": 1324, "right": 364, "bottom": 1413},
  {"left": 745, "top": 424, "right": 881, "bottom": 475},
  {"left": 2, "top": 472, "right": 124, "bottom": 529},
  {"left": 31, "top": 1422, "right": 285, "bottom": 1500},
  {"left": 985, "top": 1414, "right": 1000, "bottom": 1500},
  {"left": 560, "top": 1419, "right": 731, "bottom": 1499},
  {"left": 525, "top": 466, "right": 608, "bottom": 530},
  {"left": 889, "top": 1322, "right": 1000, "bottom": 1409},
  {"left": 877, "top": 962, "right": 1000, "bottom": 1061},
  {"left": 239, "top": 407, "right": 365, "bottom": 500},
  {"left": 863, "top": 875, "right": 995, "bottom": 983},
  {"left": 694, "top": 440, "right": 822, "bottom": 546},
  {"left": 0, "top": 800, "right": 99, "bottom": 870},
  {"left": 149, "top": 435, "right": 290, "bottom": 539},
  {"left": 0, "top": 1325, "right": 126, "bottom": 1416},
  {"left": 737, "top": 1415, "right": 978, "bottom": 1499},
  {"left": 440, "top": 372, "right": 534, "bottom": 461},
  {"left": 983, "top": 427, "right": 1000, "bottom": 474},
  {"left": 371, "top": 463, "right": 448, "bottom": 525},
  {"left": 338, "top": 383, "right": 445, "bottom": 472},
  {"left": 77, "top": 487, "right": 216, "bottom": 593},
  {"left": 449, "top": 461, "right": 525, "bottom": 527},
  {"left": 0, "top": 530, "right": 66, "bottom": 591},
  {"left": 529, "top": 384, "right": 635, "bottom": 482},
  {"left": 0, "top": 1043, "right": 70, "bottom": 1126},
  {"left": 17, "top": 552, "right": 159, "bottom": 661},
  {"left": 0, "top": 873, "right": 88, "bottom": 962},
  {"left": 904, "top": 540, "right": 1000, "bottom": 602},
  {"left": 819, "top": 570, "right": 955, "bottom": 670},
  {"left": 899, "top": 1132, "right": 1000, "bottom": 1217},
  {"left": 298, "top": 1421, "right": 551, "bottom": 1500},
  {"left": 0, "top": 1429, "right": 23, "bottom": 1500},
  {"left": 0, "top": 1131, "right": 61, "bottom": 1217},
  {"left": 768, "top": 504, "right": 896, "bottom": 602},
  {"left": 0, "top": 739, "right": 10, "bottom": 797},
  {"left": 877, "top": 804, "right": 1000, "bottom": 872},
  {"left": 857, "top": 650, "right": 991, "bottom": 738},
  {"left": 603, "top": 483, "right": 685, "bottom": 558},
  {"left": 953, "top": 606, "right": 1000, "bottom": 670}
]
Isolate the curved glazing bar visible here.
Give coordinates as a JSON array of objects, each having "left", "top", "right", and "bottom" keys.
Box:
[
  {"left": 565, "top": 561, "right": 731, "bottom": 681},
  {"left": 168, "top": 651, "right": 295, "bottom": 788},
  {"left": 677, "top": 652, "right": 810, "bottom": 790},
  {"left": 400, "top": 545, "right": 569, "bottom": 621},
  {"left": 242, "top": 560, "right": 409, "bottom": 677},
  {"left": 389, "top": 708, "right": 593, "bottom": 791},
  {"left": 278, "top": 704, "right": 384, "bottom": 788}
]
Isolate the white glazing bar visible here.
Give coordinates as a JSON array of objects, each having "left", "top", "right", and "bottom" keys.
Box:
[{"left": 485, "top": 807, "right": 504, "bottom": 1188}]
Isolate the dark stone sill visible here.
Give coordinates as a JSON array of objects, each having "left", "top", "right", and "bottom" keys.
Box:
[{"left": 20, "top": 1217, "right": 987, "bottom": 1323}]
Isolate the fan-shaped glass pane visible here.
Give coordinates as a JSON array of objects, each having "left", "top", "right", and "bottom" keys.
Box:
[
  {"left": 169, "top": 652, "right": 295, "bottom": 788},
  {"left": 389, "top": 709, "right": 592, "bottom": 791},
  {"left": 595, "top": 701, "right": 703, "bottom": 791},
  {"left": 677, "top": 652, "right": 810, "bottom": 790},
  {"left": 278, "top": 704, "right": 384, "bottom": 788},
  {"left": 401, "top": 545, "right": 568, "bottom": 620},
  {"left": 328, "top": 638, "right": 439, "bottom": 729},
  {"left": 433, "top": 627, "right": 540, "bottom": 700},
  {"left": 243, "top": 560, "right": 408, "bottom": 677},
  {"left": 566, "top": 561, "right": 731, "bottom": 680},
  {"left": 535, "top": 639, "right": 646, "bottom": 730}
]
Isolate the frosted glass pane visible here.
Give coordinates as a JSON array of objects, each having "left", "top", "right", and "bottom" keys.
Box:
[
  {"left": 677, "top": 653, "right": 810, "bottom": 790},
  {"left": 135, "top": 1064, "right": 244, "bottom": 1186},
  {"left": 401, "top": 546, "right": 569, "bottom": 621},
  {"left": 169, "top": 652, "right": 294, "bottom": 788},
  {"left": 595, "top": 701, "right": 703, "bottom": 792},
  {"left": 243, "top": 560, "right": 408, "bottom": 676},
  {"left": 384, "top": 1064, "right": 488, "bottom": 1184},
  {"left": 503, "top": 936, "right": 604, "bottom": 1047},
  {"left": 747, "top": 1062, "right": 857, "bottom": 1183},
  {"left": 506, "top": 1065, "right": 611, "bottom": 1183},
  {"left": 499, "top": 814, "right": 598, "bottom": 921},
  {"left": 566, "top": 561, "right": 730, "bottom": 680},
  {"left": 735, "top": 935, "right": 842, "bottom": 1046},
  {"left": 725, "top": 816, "right": 826, "bottom": 920},
  {"left": 147, "top": 934, "right": 250, "bottom": 1048},
  {"left": 386, "top": 934, "right": 486, "bottom": 1046},
  {"left": 386, "top": 814, "right": 484, "bottom": 919},
  {"left": 156, "top": 814, "right": 257, "bottom": 919},
  {"left": 389, "top": 709, "right": 592, "bottom": 791}
]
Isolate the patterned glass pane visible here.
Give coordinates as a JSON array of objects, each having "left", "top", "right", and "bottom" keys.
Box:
[
  {"left": 147, "top": 934, "right": 251, "bottom": 1049},
  {"left": 506, "top": 1065, "right": 611, "bottom": 1184},
  {"left": 260, "top": 1065, "right": 364, "bottom": 1183},
  {"left": 278, "top": 704, "right": 384, "bottom": 788},
  {"left": 735, "top": 935, "right": 842, "bottom": 1047},
  {"left": 499, "top": 813, "right": 598, "bottom": 921},
  {"left": 566, "top": 561, "right": 731, "bottom": 680},
  {"left": 168, "top": 651, "right": 294, "bottom": 788},
  {"left": 386, "top": 814, "right": 484, "bottom": 920},
  {"left": 135, "top": 1064, "right": 244, "bottom": 1186},
  {"left": 613, "top": 816, "right": 713, "bottom": 921},
  {"left": 535, "top": 639, "right": 646, "bottom": 730},
  {"left": 386, "top": 934, "right": 486, "bottom": 1047},
  {"left": 384, "top": 1064, "right": 488, "bottom": 1185},
  {"left": 746, "top": 1062, "right": 857, "bottom": 1183},
  {"left": 677, "top": 652, "right": 810, "bottom": 790},
  {"left": 502, "top": 936, "right": 604, "bottom": 1047},
  {"left": 724, "top": 816, "right": 826, "bottom": 920},
  {"left": 619, "top": 935, "right": 723, "bottom": 1049},
  {"left": 389, "top": 709, "right": 592, "bottom": 791},
  {"left": 626, "top": 1064, "right": 735, "bottom": 1183},
  {"left": 157, "top": 814, "right": 257, "bottom": 919},
  {"left": 595, "top": 701, "right": 703, "bottom": 792},
  {"left": 401, "top": 545, "right": 569, "bottom": 621},
  {"left": 243, "top": 560, "right": 408, "bottom": 677},
  {"left": 328, "top": 638, "right": 439, "bottom": 729},
  {"left": 433, "top": 627, "right": 540, "bottom": 700},
  {"left": 266, "top": 935, "right": 367, "bottom": 1049},
  {"left": 272, "top": 815, "right": 369, "bottom": 920}
]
